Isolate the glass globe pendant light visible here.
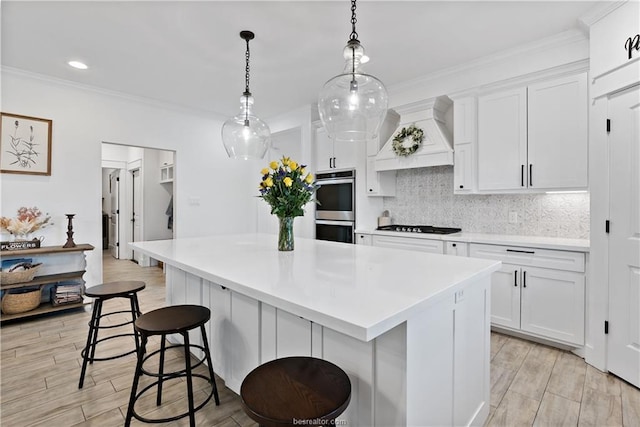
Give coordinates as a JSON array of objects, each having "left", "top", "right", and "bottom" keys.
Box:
[
  {"left": 222, "top": 31, "right": 271, "bottom": 160},
  {"left": 318, "top": 0, "right": 388, "bottom": 142}
]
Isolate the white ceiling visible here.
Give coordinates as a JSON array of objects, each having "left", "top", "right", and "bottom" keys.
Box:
[{"left": 1, "top": 1, "right": 600, "bottom": 119}]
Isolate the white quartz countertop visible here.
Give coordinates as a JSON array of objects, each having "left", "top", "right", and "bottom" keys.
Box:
[
  {"left": 131, "top": 234, "right": 500, "bottom": 342},
  {"left": 357, "top": 229, "right": 590, "bottom": 252}
]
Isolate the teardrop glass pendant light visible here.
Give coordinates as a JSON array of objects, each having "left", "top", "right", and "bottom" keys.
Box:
[
  {"left": 318, "top": 0, "right": 388, "bottom": 142},
  {"left": 222, "top": 31, "right": 271, "bottom": 160}
]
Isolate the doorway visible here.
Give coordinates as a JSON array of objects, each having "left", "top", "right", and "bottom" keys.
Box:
[{"left": 101, "top": 143, "right": 175, "bottom": 266}]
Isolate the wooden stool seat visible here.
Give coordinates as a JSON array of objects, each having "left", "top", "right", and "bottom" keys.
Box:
[
  {"left": 241, "top": 356, "right": 351, "bottom": 427},
  {"left": 125, "top": 305, "right": 220, "bottom": 427},
  {"left": 85, "top": 280, "right": 146, "bottom": 298},
  {"left": 135, "top": 304, "right": 209, "bottom": 335},
  {"left": 78, "top": 281, "right": 145, "bottom": 389}
]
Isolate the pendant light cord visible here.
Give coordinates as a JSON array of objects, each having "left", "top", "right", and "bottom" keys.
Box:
[
  {"left": 349, "top": 0, "right": 358, "bottom": 41},
  {"left": 349, "top": 0, "right": 358, "bottom": 78},
  {"left": 244, "top": 37, "right": 251, "bottom": 126},
  {"left": 244, "top": 38, "right": 251, "bottom": 96}
]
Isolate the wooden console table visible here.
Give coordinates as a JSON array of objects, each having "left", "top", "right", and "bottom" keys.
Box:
[{"left": 0, "top": 244, "right": 94, "bottom": 321}]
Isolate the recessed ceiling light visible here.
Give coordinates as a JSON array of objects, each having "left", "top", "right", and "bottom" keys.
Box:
[{"left": 68, "top": 61, "right": 88, "bottom": 70}]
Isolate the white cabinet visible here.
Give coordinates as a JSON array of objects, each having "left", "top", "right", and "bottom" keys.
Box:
[
  {"left": 372, "top": 235, "right": 444, "bottom": 254},
  {"left": 366, "top": 157, "right": 396, "bottom": 196},
  {"left": 355, "top": 233, "right": 372, "bottom": 245},
  {"left": 527, "top": 74, "right": 588, "bottom": 189},
  {"left": 469, "top": 243, "right": 585, "bottom": 345},
  {"left": 477, "top": 73, "right": 588, "bottom": 192},
  {"left": 160, "top": 163, "right": 174, "bottom": 183},
  {"left": 452, "top": 97, "right": 477, "bottom": 194},
  {"left": 478, "top": 88, "right": 528, "bottom": 191},
  {"left": 315, "top": 126, "right": 357, "bottom": 172},
  {"left": 445, "top": 241, "right": 468, "bottom": 257}
]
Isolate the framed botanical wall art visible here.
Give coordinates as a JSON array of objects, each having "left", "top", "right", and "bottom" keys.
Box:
[{"left": 0, "top": 112, "right": 52, "bottom": 176}]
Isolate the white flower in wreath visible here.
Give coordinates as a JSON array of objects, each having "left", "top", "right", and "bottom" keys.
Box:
[{"left": 392, "top": 125, "right": 424, "bottom": 157}]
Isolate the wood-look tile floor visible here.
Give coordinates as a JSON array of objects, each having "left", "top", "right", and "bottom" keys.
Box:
[{"left": 1, "top": 251, "right": 639, "bottom": 426}]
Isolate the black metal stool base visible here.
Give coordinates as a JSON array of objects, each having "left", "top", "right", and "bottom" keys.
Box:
[
  {"left": 127, "top": 341, "right": 219, "bottom": 424},
  {"left": 125, "top": 305, "right": 220, "bottom": 427},
  {"left": 78, "top": 281, "right": 145, "bottom": 389}
]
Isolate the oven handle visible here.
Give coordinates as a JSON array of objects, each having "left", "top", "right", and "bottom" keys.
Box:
[
  {"left": 316, "top": 178, "right": 354, "bottom": 186},
  {"left": 315, "top": 220, "right": 355, "bottom": 227}
]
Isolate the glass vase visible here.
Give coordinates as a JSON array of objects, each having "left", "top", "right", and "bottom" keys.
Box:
[{"left": 278, "top": 217, "right": 294, "bottom": 251}]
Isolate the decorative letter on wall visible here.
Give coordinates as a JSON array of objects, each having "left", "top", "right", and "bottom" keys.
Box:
[
  {"left": 0, "top": 112, "right": 52, "bottom": 176},
  {"left": 625, "top": 34, "right": 640, "bottom": 60}
]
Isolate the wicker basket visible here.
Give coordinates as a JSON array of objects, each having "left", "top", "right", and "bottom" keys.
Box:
[
  {"left": 0, "top": 265, "right": 41, "bottom": 285},
  {"left": 1, "top": 288, "right": 42, "bottom": 314}
]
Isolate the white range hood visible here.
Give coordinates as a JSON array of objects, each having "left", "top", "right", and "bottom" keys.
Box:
[{"left": 375, "top": 97, "right": 454, "bottom": 171}]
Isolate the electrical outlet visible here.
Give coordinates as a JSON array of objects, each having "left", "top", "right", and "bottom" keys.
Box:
[{"left": 509, "top": 211, "right": 518, "bottom": 224}]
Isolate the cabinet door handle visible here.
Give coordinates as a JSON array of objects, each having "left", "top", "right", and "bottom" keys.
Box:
[
  {"left": 329, "top": 158, "right": 332, "bottom": 169},
  {"left": 521, "top": 165, "right": 525, "bottom": 187},
  {"left": 333, "top": 157, "right": 337, "bottom": 168},
  {"left": 452, "top": 243, "right": 457, "bottom": 247},
  {"left": 514, "top": 270, "right": 518, "bottom": 287},
  {"left": 506, "top": 249, "right": 535, "bottom": 254},
  {"left": 523, "top": 271, "right": 527, "bottom": 288},
  {"left": 529, "top": 164, "right": 533, "bottom": 187},
  {"left": 459, "top": 185, "right": 464, "bottom": 189}
]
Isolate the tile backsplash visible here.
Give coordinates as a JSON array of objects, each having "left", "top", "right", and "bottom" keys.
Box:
[{"left": 382, "top": 166, "right": 589, "bottom": 239}]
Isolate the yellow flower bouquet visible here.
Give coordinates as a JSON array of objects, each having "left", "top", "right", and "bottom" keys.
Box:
[{"left": 259, "top": 156, "right": 316, "bottom": 250}]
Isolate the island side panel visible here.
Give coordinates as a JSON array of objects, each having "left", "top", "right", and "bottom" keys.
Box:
[
  {"left": 406, "top": 293, "right": 456, "bottom": 426},
  {"left": 454, "top": 276, "right": 491, "bottom": 426}
]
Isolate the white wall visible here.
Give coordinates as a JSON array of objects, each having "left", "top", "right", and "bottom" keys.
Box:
[{"left": 0, "top": 69, "right": 257, "bottom": 287}]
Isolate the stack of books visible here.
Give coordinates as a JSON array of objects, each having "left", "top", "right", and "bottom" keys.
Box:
[{"left": 52, "top": 283, "right": 83, "bottom": 306}]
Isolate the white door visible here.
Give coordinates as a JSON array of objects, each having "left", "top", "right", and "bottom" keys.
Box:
[
  {"left": 108, "top": 170, "right": 120, "bottom": 259},
  {"left": 131, "top": 168, "right": 142, "bottom": 263},
  {"left": 477, "top": 87, "right": 527, "bottom": 191},
  {"left": 607, "top": 84, "right": 640, "bottom": 388},
  {"left": 527, "top": 73, "right": 588, "bottom": 190},
  {"left": 490, "top": 264, "right": 521, "bottom": 330}
]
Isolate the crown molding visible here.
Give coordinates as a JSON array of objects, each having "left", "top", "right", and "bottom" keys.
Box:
[
  {"left": 578, "top": 0, "right": 629, "bottom": 28},
  {"left": 387, "top": 29, "right": 588, "bottom": 98},
  {"left": 1, "top": 66, "right": 227, "bottom": 121}
]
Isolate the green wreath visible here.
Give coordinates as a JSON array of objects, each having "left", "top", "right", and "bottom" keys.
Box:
[{"left": 392, "top": 125, "right": 424, "bottom": 157}]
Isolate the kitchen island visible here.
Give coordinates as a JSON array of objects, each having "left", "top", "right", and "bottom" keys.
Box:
[{"left": 131, "top": 234, "right": 501, "bottom": 426}]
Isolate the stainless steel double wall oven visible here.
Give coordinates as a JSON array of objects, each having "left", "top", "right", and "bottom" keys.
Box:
[{"left": 314, "top": 170, "right": 355, "bottom": 244}]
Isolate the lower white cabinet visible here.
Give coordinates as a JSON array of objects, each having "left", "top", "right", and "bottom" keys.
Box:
[
  {"left": 355, "top": 233, "right": 372, "bottom": 245},
  {"left": 372, "top": 235, "right": 444, "bottom": 254},
  {"left": 445, "top": 241, "right": 468, "bottom": 256},
  {"left": 470, "top": 243, "right": 585, "bottom": 346}
]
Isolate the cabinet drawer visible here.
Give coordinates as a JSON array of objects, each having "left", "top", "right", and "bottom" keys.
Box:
[
  {"left": 469, "top": 243, "right": 584, "bottom": 272},
  {"left": 372, "top": 235, "right": 444, "bottom": 254}
]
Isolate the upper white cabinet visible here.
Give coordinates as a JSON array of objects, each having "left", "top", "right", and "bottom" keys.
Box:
[
  {"left": 315, "top": 126, "right": 357, "bottom": 172},
  {"left": 527, "top": 74, "right": 588, "bottom": 189},
  {"left": 160, "top": 163, "right": 174, "bottom": 183},
  {"left": 476, "top": 72, "right": 588, "bottom": 192},
  {"left": 452, "top": 96, "right": 477, "bottom": 194},
  {"left": 478, "top": 88, "right": 528, "bottom": 191}
]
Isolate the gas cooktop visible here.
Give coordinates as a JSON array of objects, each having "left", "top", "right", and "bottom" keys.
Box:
[{"left": 377, "top": 225, "right": 462, "bottom": 234}]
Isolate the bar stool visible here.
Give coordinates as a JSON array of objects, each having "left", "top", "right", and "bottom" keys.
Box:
[
  {"left": 125, "top": 304, "right": 220, "bottom": 427},
  {"left": 78, "top": 280, "right": 145, "bottom": 389},
  {"left": 240, "top": 356, "right": 351, "bottom": 427}
]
